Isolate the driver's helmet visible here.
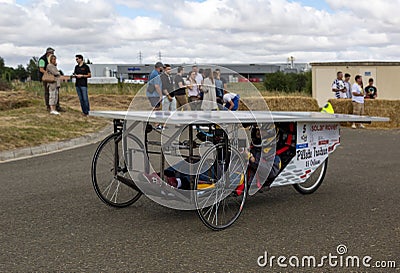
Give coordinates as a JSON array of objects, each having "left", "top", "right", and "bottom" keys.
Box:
[{"left": 251, "top": 126, "right": 261, "bottom": 146}]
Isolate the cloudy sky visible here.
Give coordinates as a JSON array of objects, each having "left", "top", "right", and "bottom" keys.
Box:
[{"left": 0, "top": 0, "right": 399, "bottom": 73}]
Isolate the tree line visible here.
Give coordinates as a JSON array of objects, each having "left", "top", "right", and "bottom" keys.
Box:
[
  {"left": 1, "top": 55, "right": 312, "bottom": 94},
  {"left": 264, "top": 71, "right": 312, "bottom": 94},
  {"left": 1, "top": 56, "right": 40, "bottom": 83},
  {"left": 0, "top": 56, "right": 67, "bottom": 83}
]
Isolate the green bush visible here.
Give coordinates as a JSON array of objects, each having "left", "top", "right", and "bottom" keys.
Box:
[{"left": 264, "top": 71, "right": 311, "bottom": 94}]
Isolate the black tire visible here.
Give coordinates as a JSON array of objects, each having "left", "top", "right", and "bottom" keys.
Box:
[
  {"left": 195, "top": 144, "right": 248, "bottom": 230},
  {"left": 293, "top": 159, "right": 328, "bottom": 194},
  {"left": 91, "top": 132, "right": 143, "bottom": 207}
]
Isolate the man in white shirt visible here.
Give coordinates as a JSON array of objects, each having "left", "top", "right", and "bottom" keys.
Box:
[
  {"left": 351, "top": 75, "right": 365, "bottom": 129},
  {"left": 192, "top": 65, "right": 203, "bottom": 84}
]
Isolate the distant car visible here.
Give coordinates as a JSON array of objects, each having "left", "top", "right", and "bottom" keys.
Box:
[
  {"left": 133, "top": 78, "right": 147, "bottom": 84},
  {"left": 124, "top": 79, "right": 146, "bottom": 84},
  {"left": 124, "top": 79, "right": 145, "bottom": 84}
]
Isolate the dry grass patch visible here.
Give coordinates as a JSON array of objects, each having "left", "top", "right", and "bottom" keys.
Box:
[
  {"left": 0, "top": 91, "right": 137, "bottom": 151},
  {"left": 61, "top": 94, "right": 135, "bottom": 111},
  {"left": 0, "top": 91, "right": 41, "bottom": 111},
  {"left": 0, "top": 104, "right": 109, "bottom": 151}
]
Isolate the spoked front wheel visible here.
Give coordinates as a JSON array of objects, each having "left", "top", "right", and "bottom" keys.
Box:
[
  {"left": 195, "top": 144, "right": 248, "bottom": 230},
  {"left": 91, "top": 132, "right": 143, "bottom": 207},
  {"left": 293, "top": 159, "right": 328, "bottom": 194}
]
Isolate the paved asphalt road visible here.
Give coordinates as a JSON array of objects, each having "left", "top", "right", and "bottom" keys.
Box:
[{"left": 0, "top": 128, "right": 399, "bottom": 272}]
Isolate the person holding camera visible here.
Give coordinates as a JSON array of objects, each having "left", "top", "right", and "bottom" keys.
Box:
[{"left": 73, "top": 54, "right": 91, "bottom": 116}]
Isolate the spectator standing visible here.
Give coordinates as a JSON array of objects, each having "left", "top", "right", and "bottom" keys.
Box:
[
  {"left": 214, "top": 71, "right": 224, "bottom": 100},
  {"left": 38, "top": 47, "right": 63, "bottom": 111},
  {"left": 195, "top": 67, "right": 203, "bottom": 85},
  {"left": 186, "top": 71, "right": 201, "bottom": 110},
  {"left": 73, "top": 54, "right": 91, "bottom": 116},
  {"left": 146, "top": 62, "right": 163, "bottom": 110},
  {"left": 46, "top": 54, "right": 61, "bottom": 115},
  {"left": 344, "top": 73, "right": 352, "bottom": 99},
  {"left": 332, "top": 71, "right": 346, "bottom": 99},
  {"left": 215, "top": 68, "right": 227, "bottom": 93},
  {"left": 364, "top": 78, "right": 378, "bottom": 99},
  {"left": 201, "top": 68, "right": 217, "bottom": 111},
  {"left": 174, "top": 66, "right": 188, "bottom": 110},
  {"left": 351, "top": 75, "right": 365, "bottom": 129},
  {"left": 192, "top": 65, "right": 203, "bottom": 92},
  {"left": 160, "top": 64, "right": 176, "bottom": 111},
  {"left": 197, "top": 68, "right": 204, "bottom": 100}
]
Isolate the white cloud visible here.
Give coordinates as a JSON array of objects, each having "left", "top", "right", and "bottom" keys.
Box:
[{"left": 0, "top": 0, "right": 399, "bottom": 73}]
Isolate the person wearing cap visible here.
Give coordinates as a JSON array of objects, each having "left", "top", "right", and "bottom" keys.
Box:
[
  {"left": 146, "top": 61, "right": 163, "bottom": 110},
  {"left": 38, "top": 47, "right": 63, "bottom": 112}
]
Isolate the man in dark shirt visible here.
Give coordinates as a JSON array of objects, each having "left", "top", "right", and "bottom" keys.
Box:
[
  {"left": 173, "top": 66, "right": 188, "bottom": 110},
  {"left": 160, "top": 64, "right": 176, "bottom": 111},
  {"left": 73, "top": 54, "right": 91, "bottom": 116},
  {"left": 364, "top": 78, "right": 378, "bottom": 99}
]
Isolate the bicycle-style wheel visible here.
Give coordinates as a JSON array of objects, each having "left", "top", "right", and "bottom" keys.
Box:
[
  {"left": 293, "top": 159, "right": 328, "bottom": 194},
  {"left": 195, "top": 143, "right": 248, "bottom": 230},
  {"left": 91, "top": 132, "right": 143, "bottom": 207}
]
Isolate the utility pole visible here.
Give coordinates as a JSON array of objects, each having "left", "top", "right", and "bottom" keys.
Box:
[{"left": 138, "top": 51, "right": 143, "bottom": 64}]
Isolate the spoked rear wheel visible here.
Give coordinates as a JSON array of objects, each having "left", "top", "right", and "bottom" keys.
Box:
[
  {"left": 195, "top": 144, "right": 248, "bottom": 230},
  {"left": 293, "top": 159, "right": 328, "bottom": 194},
  {"left": 91, "top": 132, "right": 143, "bottom": 207}
]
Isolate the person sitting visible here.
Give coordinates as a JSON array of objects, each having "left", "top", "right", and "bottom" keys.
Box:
[
  {"left": 141, "top": 159, "right": 216, "bottom": 190},
  {"left": 247, "top": 126, "right": 281, "bottom": 190},
  {"left": 152, "top": 126, "right": 280, "bottom": 194}
]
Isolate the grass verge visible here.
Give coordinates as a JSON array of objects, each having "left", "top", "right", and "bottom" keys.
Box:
[{"left": 0, "top": 98, "right": 109, "bottom": 151}]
